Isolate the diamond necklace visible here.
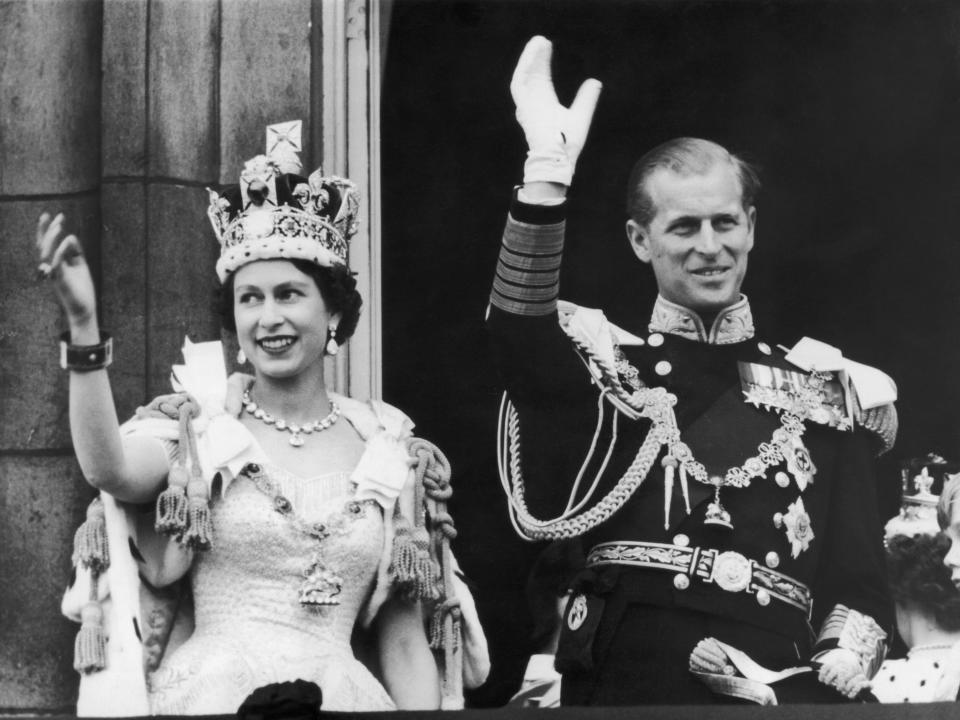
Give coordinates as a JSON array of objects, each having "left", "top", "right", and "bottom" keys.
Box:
[{"left": 241, "top": 388, "right": 341, "bottom": 447}]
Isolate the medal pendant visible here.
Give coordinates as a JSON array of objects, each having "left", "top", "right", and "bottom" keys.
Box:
[
  {"left": 299, "top": 560, "right": 343, "bottom": 606},
  {"left": 704, "top": 500, "right": 734, "bottom": 529},
  {"left": 704, "top": 483, "right": 733, "bottom": 530}
]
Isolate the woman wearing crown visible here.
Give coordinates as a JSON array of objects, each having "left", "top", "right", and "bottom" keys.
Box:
[{"left": 39, "top": 125, "right": 487, "bottom": 716}]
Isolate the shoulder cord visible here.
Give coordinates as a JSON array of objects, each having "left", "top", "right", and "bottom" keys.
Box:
[
  {"left": 70, "top": 393, "right": 201, "bottom": 676},
  {"left": 405, "top": 438, "right": 465, "bottom": 709},
  {"left": 497, "top": 390, "right": 621, "bottom": 539},
  {"left": 140, "top": 393, "right": 213, "bottom": 550},
  {"left": 498, "top": 360, "right": 829, "bottom": 540},
  {"left": 498, "top": 389, "right": 669, "bottom": 540},
  {"left": 563, "top": 389, "right": 619, "bottom": 515},
  {"left": 72, "top": 498, "right": 109, "bottom": 673}
]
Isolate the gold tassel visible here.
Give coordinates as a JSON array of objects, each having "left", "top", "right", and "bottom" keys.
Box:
[
  {"left": 73, "top": 498, "right": 109, "bottom": 573},
  {"left": 428, "top": 605, "right": 444, "bottom": 650},
  {"left": 428, "top": 600, "right": 461, "bottom": 652},
  {"left": 155, "top": 462, "right": 189, "bottom": 535},
  {"left": 182, "top": 477, "right": 213, "bottom": 550},
  {"left": 390, "top": 519, "right": 418, "bottom": 583},
  {"left": 414, "top": 537, "right": 441, "bottom": 601},
  {"left": 170, "top": 396, "right": 215, "bottom": 550},
  {"left": 448, "top": 613, "right": 462, "bottom": 654},
  {"left": 389, "top": 523, "right": 440, "bottom": 601},
  {"left": 74, "top": 600, "right": 106, "bottom": 674}
]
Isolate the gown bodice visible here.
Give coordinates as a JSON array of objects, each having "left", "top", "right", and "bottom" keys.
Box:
[{"left": 148, "top": 464, "right": 395, "bottom": 714}]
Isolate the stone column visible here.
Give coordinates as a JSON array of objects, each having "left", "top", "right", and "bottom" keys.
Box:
[{"left": 0, "top": 0, "right": 103, "bottom": 709}]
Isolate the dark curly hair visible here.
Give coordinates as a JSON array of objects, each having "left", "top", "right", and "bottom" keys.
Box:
[
  {"left": 887, "top": 533, "right": 960, "bottom": 632},
  {"left": 217, "top": 259, "right": 362, "bottom": 343}
]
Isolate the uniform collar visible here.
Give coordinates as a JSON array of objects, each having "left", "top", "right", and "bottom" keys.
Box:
[{"left": 648, "top": 294, "right": 755, "bottom": 345}]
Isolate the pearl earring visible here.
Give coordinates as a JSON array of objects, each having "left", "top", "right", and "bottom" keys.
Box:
[
  {"left": 237, "top": 348, "right": 247, "bottom": 365},
  {"left": 326, "top": 326, "right": 339, "bottom": 356}
]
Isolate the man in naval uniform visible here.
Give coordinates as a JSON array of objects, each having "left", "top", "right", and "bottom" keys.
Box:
[{"left": 488, "top": 36, "right": 899, "bottom": 706}]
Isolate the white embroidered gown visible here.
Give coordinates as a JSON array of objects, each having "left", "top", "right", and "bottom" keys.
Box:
[{"left": 147, "top": 464, "right": 395, "bottom": 714}]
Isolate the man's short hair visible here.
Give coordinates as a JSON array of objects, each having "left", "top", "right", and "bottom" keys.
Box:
[{"left": 625, "top": 137, "right": 761, "bottom": 227}]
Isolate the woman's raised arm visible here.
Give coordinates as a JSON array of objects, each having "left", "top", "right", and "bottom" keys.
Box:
[{"left": 37, "top": 212, "right": 170, "bottom": 503}]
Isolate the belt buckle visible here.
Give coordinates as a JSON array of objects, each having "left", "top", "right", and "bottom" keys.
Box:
[{"left": 710, "top": 551, "right": 752, "bottom": 593}]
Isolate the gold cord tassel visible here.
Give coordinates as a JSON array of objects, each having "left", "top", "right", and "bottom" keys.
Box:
[
  {"left": 73, "top": 498, "right": 110, "bottom": 573},
  {"left": 74, "top": 599, "right": 106, "bottom": 674},
  {"left": 412, "top": 531, "right": 441, "bottom": 601},
  {"left": 155, "top": 398, "right": 213, "bottom": 549},
  {"left": 405, "top": 436, "right": 465, "bottom": 706},
  {"left": 155, "top": 462, "right": 189, "bottom": 535},
  {"left": 182, "top": 477, "right": 213, "bottom": 550},
  {"left": 389, "top": 518, "right": 420, "bottom": 596},
  {"left": 390, "top": 515, "right": 417, "bottom": 572},
  {"left": 389, "top": 517, "right": 441, "bottom": 601},
  {"left": 428, "top": 599, "right": 462, "bottom": 651},
  {"left": 428, "top": 605, "right": 443, "bottom": 650}
]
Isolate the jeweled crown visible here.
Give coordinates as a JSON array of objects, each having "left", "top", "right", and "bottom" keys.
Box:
[{"left": 207, "top": 120, "right": 360, "bottom": 282}]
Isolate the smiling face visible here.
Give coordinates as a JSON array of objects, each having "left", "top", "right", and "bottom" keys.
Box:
[
  {"left": 232, "top": 260, "right": 340, "bottom": 380},
  {"left": 626, "top": 162, "right": 756, "bottom": 315}
]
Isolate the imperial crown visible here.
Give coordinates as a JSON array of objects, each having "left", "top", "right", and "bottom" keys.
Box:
[{"left": 207, "top": 120, "right": 360, "bottom": 282}]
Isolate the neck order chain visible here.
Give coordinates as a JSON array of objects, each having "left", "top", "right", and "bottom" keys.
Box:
[
  {"left": 242, "top": 388, "right": 341, "bottom": 447},
  {"left": 240, "top": 462, "right": 368, "bottom": 606},
  {"left": 500, "top": 340, "right": 828, "bottom": 540}
]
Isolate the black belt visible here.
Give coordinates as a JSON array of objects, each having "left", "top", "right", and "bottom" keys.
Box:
[{"left": 586, "top": 541, "right": 812, "bottom": 616}]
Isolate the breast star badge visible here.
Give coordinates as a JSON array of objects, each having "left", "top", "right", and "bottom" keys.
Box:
[
  {"left": 781, "top": 497, "right": 814, "bottom": 558},
  {"left": 785, "top": 437, "right": 816, "bottom": 491}
]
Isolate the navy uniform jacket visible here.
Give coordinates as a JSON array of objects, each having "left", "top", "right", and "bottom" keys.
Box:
[{"left": 488, "top": 195, "right": 894, "bottom": 704}]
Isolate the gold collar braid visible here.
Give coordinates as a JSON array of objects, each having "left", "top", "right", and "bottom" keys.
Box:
[{"left": 648, "top": 294, "right": 755, "bottom": 344}]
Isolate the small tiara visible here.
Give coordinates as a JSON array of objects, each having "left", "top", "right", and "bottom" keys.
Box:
[{"left": 206, "top": 120, "right": 360, "bottom": 282}]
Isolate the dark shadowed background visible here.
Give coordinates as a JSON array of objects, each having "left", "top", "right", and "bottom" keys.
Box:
[{"left": 381, "top": 0, "right": 960, "bottom": 705}]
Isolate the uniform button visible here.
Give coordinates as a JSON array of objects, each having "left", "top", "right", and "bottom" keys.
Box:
[
  {"left": 655, "top": 361, "right": 672, "bottom": 376},
  {"left": 775, "top": 471, "right": 790, "bottom": 488},
  {"left": 648, "top": 333, "right": 664, "bottom": 347},
  {"left": 756, "top": 589, "right": 771, "bottom": 606},
  {"left": 673, "top": 534, "right": 690, "bottom": 547},
  {"left": 758, "top": 342, "right": 772, "bottom": 355},
  {"left": 765, "top": 551, "right": 780, "bottom": 568},
  {"left": 674, "top": 574, "right": 690, "bottom": 590},
  {"left": 773, "top": 512, "right": 784, "bottom": 528}
]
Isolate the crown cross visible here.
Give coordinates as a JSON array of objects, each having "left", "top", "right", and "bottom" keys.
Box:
[{"left": 207, "top": 120, "right": 360, "bottom": 282}]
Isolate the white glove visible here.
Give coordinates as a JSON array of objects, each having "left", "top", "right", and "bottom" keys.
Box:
[
  {"left": 510, "top": 36, "right": 602, "bottom": 186},
  {"left": 816, "top": 648, "right": 870, "bottom": 699},
  {"left": 688, "top": 637, "right": 735, "bottom": 675}
]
